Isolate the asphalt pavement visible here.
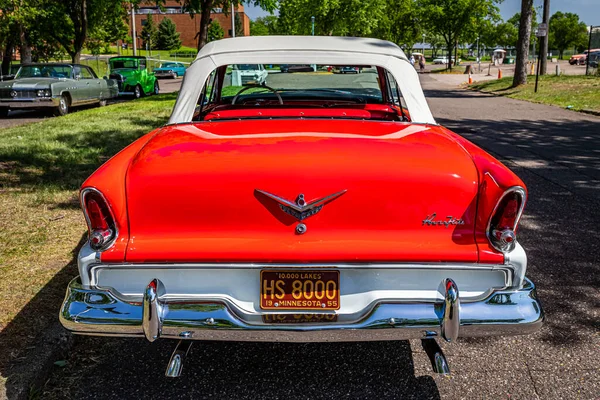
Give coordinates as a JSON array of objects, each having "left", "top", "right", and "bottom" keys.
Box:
[{"left": 33, "top": 73, "right": 600, "bottom": 399}]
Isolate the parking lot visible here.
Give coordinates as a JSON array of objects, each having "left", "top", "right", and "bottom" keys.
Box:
[{"left": 23, "top": 71, "right": 598, "bottom": 399}]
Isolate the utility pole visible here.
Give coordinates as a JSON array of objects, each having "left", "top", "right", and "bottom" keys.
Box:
[
  {"left": 311, "top": 16, "right": 316, "bottom": 71},
  {"left": 539, "top": 0, "right": 550, "bottom": 75},
  {"left": 231, "top": 3, "right": 235, "bottom": 38},
  {"left": 423, "top": 33, "right": 426, "bottom": 55},
  {"left": 131, "top": 4, "right": 137, "bottom": 56}
]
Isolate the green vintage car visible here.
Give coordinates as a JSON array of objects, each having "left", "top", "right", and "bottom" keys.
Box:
[
  {"left": 0, "top": 63, "right": 118, "bottom": 117},
  {"left": 108, "top": 56, "right": 159, "bottom": 98}
]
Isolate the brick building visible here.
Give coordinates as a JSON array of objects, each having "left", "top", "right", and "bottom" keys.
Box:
[{"left": 132, "top": 1, "right": 250, "bottom": 49}]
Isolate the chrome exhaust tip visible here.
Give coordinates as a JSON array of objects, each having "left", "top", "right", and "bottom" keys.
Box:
[
  {"left": 421, "top": 338, "right": 450, "bottom": 375},
  {"left": 165, "top": 340, "right": 193, "bottom": 378}
]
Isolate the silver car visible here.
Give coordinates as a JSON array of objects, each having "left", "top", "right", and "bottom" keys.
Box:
[{"left": 0, "top": 63, "right": 118, "bottom": 117}]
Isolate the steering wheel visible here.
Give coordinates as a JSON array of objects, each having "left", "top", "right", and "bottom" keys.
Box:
[{"left": 231, "top": 84, "right": 283, "bottom": 105}]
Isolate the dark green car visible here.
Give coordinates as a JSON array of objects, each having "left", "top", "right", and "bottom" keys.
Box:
[
  {"left": 0, "top": 63, "right": 118, "bottom": 117},
  {"left": 108, "top": 56, "right": 159, "bottom": 98}
]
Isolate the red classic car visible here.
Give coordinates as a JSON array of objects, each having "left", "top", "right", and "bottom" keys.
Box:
[{"left": 60, "top": 36, "right": 543, "bottom": 377}]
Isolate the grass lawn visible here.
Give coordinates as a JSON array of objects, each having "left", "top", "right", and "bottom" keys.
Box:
[
  {"left": 470, "top": 75, "right": 600, "bottom": 113},
  {"left": 0, "top": 94, "right": 176, "bottom": 371}
]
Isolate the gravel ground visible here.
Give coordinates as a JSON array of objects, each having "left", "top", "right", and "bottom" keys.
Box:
[{"left": 35, "top": 73, "right": 600, "bottom": 399}]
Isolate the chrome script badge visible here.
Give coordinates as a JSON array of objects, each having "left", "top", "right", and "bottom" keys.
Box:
[{"left": 255, "top": 189, "right": 347, "bottom": 222}]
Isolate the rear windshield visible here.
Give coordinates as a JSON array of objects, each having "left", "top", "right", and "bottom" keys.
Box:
[
  {"left": 16, "top": 65, "right": 72, "bottom": 78},
  {"left": 223, "top": 64, "right": 380, "bottom": 99},
  {"left": 193, "top": 64, "right": 409, "bottom": 123}
]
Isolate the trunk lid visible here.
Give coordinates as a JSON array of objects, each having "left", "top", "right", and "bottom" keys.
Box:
[{"left": 124, "top": 120, "right": 479, "bottom": 263}]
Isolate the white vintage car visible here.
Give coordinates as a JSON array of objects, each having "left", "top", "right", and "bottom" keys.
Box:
[
  {"left": 230, "top": 64, "right": 269, "bottom": 86},
  {"left": 59, "top": 36, "right": 543, "bottom": 378}
]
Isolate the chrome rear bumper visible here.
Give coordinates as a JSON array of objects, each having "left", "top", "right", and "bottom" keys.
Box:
[{"left": 59, "top": 277, "right": 543, "bottom": 342}]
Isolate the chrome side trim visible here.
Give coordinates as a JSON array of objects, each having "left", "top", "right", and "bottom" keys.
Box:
[{"left": 441, "top": 278, "right": 459, "bottom": 342}]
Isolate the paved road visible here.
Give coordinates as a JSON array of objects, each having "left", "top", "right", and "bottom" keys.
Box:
[
  {"left": 39, "top": 74, "right": 600, "bottom": 399},
  {"left": 0, "top": 77, "right": 182, "bottom": 130}
]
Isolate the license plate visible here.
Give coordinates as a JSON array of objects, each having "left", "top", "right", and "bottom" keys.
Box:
[
  {"left": 262, "top": 314, "right": 338, "bottom": 324},
  {"left": 260, "top": 270, "right": 340, "bottom": 310}
]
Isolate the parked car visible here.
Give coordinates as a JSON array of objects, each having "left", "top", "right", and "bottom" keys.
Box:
[
  {"left": 588, "top": 51, "right": 600, "bottom": 68},
  {"left": 0, "top": 63, "right": 117, "bottom": 117},
  {"left": 108, "top": 56, "right": 159, "bottom": 98},
  {"left": 279, "top": 64, "right": 314, "bottom": 73},
  {"left": 153, "top": 62, "right": 187, "bottom": 79},
  {"left": 432, "top": 56, "right": 455, "bottom": 65},
  {"left": 231, "top": 64, "right": 268, "bottom": 86},
  {"left": 569, "top": 49, "right": 600, "bottom": 65},
  {"left": 59, "top": 36, "right": 543, "bottom": 378},
  {"left": 338, "top": 66, "right": 359, "bottom": 74},
  {"left": 0, "top": 64, "right": 21, "bottom": 81}
]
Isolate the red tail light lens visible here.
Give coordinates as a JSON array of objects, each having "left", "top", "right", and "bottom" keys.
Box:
[
  {"left": 487, "top": 187, "right": 526, "bottom": 253},
  {"left": 81, "top": 189, "right": 117, "bottom": 250}
]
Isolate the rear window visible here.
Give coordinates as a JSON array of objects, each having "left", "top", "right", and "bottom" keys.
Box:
[{"left": 193, "top": 64, "right": 409, "bottom": 123}]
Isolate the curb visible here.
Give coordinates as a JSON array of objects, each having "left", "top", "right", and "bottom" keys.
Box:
[
  {"left": 466, "top": 86, "right": 600, "bottom": 118},
  {"left": 3, "top": 322, "right": 73, "bottom": 400},
  {"left": 579, "top": 109, "right": 600, "bottom": 117}
]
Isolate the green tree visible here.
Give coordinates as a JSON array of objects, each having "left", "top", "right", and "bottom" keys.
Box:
[
  {"left": 157, "top": 18, "right": 182, "bottom": 50},
  {"left": 548, "top": 12, "right": 588, "bottom": 59},
  {"left": 141, "top": 13, "right": 159, "bottom": 50},
  {"left": 207, "top": 20, "right": 224, "bottom": 42},
  {"left": 372, "top": 0, "right": 421, "bottom": 52},
  {"left": 38, "top": 0, "right": 128, "bottom": 63},
  {"left": 419, "top": 0, "right": 500, "bottom": 69},
  {"left": 250, "top": 15, "right": 278, "bottom": 36},
  {"left": 278, "top": 0, "right": 386, "bottom": 36},
  {"left": 235, "top": 12, "right": 244, "bottom": 37}
]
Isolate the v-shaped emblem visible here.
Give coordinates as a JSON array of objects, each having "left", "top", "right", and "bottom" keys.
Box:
[{"left": 255, "top": 189, "right": 347, "bottom": 221}]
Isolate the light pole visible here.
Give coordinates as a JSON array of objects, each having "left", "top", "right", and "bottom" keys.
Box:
[
  {"left": 311, "top": 16, "right": 316, "bottom": 71},
  {"left": 231, "top": 3, "right": 236, "bottom": 38},
  {"left": 422, "top": 33, "right": 425, "bottom": 55}
]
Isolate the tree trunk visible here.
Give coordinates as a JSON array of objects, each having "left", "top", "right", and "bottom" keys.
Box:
[
  {"left": 72, "top": 50, "right": 82, "bottom": 64},
  {"left": 454, "top": 40, "right": 458, "bottom": 68},
  {"left": 1, "top": 43, "right": 14, "bottom": 75},
  {"left": 197, "top": 1, "right": 214, "bottom": 51},
  {"left": 69, "top": 0, "right": 88, "bottom": 64},
  {"left": 18, "top": 24, "right": 32, "bottom": 64},
  {"left": 512, "top": 0, "right": 534, "bottom": 87}
]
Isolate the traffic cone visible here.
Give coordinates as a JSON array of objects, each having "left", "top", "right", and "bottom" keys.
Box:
[
  {"left": 468, "top": 72, "right": 473, "bottom": 85},
  {"left": 498, "top": 69, "right": 502, "bottom": 79}
]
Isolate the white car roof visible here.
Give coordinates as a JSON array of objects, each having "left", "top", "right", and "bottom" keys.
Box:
[
  {"left": 196, "top": 36, "right": 409, "bottom": 61},
  {"left": 170, "top": 36, "right": 435, "bottom": 125}
]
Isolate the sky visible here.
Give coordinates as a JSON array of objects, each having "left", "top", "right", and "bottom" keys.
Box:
[{"left": 244, "top": 0, "right": 599, "bottom": 26}]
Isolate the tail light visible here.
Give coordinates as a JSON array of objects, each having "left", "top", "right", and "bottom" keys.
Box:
[
  {"left": 81, "top": 188, "right": 117, "bottom": 251},
  {"left": 487, "top": 187, "right": 526, "bottom": 253}
]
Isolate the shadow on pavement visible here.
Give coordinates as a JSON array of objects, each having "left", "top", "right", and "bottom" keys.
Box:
[
  {"left": 424, "top": 86, "right": 600, "bottom": 346},
  {"left": 42, "top": 338, "right": 440, "bottom": 399},
  {"left": 0, "top": 235, "right": 84, "bottom": 400}
]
